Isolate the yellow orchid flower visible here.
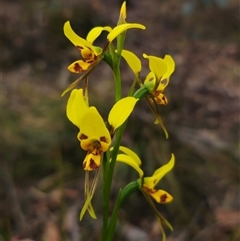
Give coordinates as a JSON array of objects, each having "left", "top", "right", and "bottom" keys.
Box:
[
  {"left": 66, "top": 89, "right": 138, "bottom": 219},
  {"left": 62, "top": 2, "right": 145, "bottom": 96},
  {"left": 64, "top": 21, "right": 145, "bottom": 73},
  {"left": 117, "top": 147, "right": 174, "bottom": 203},
  {"left": 64, "top": 21, "right": 111, "bottom": 74},
  {"left": 121, "top": 51, "right": 175, "bottom": 138},
  {"left": 143, "top": 54, "right": 175, "bottom": 105},
  {"left": 67, "top": 89, "right": 138, "bottom": 171},
  {"left": 121, "top": 51, "right": 175, "bottom": 103},
  {"left": 140, "top": 154, "right": 175, "bottom": 204},
  {"left": 116, "top": 148, "right": 175, "bottom": 238}
]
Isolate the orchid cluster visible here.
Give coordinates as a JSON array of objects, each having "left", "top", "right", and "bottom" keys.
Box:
[{"left": 62, "top": 2, "right": 175, "bottom": 241}]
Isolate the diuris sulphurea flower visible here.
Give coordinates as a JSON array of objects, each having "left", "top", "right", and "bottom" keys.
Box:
[
  {"left": 66, "top": 88, "right": 138, "bottom": 219},
  {"left": 117, "top": 147, "right": 174, "bottom": 204},
  {"left": 66, "top": 89, "right": 138, "bottom": 170},
  {"left": 116, "top": 147, "right": 175, "bottom": 241},
  {"left": 62, "top": 5, "right": 145, "bottom": 96},
  {"left": 121, "top": 50, "right": 175, "bottom": 138},
  {"left": 143, "top": 54, "right": 175, "bottom": 105}
]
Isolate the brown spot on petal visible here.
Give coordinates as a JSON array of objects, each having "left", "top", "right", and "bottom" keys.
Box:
[
  {"left": 90, "top": 159, "right": 98, "bottom": 170},
  {"left": 83, "top": 162, "right": 86, "bottom": 169},
  {"left": 161, "top": 79, "right": 167, "bottom": 85},
  {"left": 160, "top": 193, "right": 168, "bottom": 203},
  {"left": 79, "top": 134, "right": 88, "bottom": 140},
  {"left": 74, "top": 63, "right": 83, "bottom": 73},
  {"left": 161, "top": 96, "right": 168, "bottom": 105},
  {"left": 100, "top": 136, "right": 108, "bottom": 143},
  {"left": 149, "top": 77, "right": 154, "bottom": 82}
]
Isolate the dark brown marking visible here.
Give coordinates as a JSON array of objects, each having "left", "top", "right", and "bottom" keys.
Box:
[
  {"left": 100, "top": 136, "right": 107, "bottom": 143},
  {"left": 74, "top": 63, "right": 83, "bottom": 72},
  {"left": 161, "top": 79, "right": 167, "bottom": 85},
  {"left": 79, "top": 134, "right": 88, "bottom": 140},
  {"left": 160, "top": 193, "right": 168, "bottom": 202},
  {"left": 90, "top": 159, "right": 98, "bottom": 170}
]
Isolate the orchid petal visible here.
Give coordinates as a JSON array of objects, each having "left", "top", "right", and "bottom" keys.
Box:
[
  {"left": 162, "top": 55, "right": 175, "bottom": 82},
  {"left": 108, "top": 97, "right": 138, "bottom": 131},
  {"left": 79, "top": 107, "right": 111, "bottom": 149},
  {"left": 64, "top": 21, "right": 93, "bottom": 49},
  {"left": 66, "top": 89, "right": 89, "bottom": 129},
  {"left": 143, "top": 54, "right": 168, "bottom": 80},
  {"left": 117, "top": 154, "right": 143, "bottom": 177},
  {"left": 119, "top": 146, "right": 141, "bottom": 166},
  {"left": 86, "top": 26, "right": 112, "bottom": 44},
  {"left": 121, "top": 50, "right": 142, "bottom": 75},
  {"left": 144, "top": 72, "right": 156, "bottom": 92},
  {"left": 67, "top": 60, "right": 91, "bottom": 73},
  {"left": 144, "top": 154, "right": 175, "bottom": 189},
  {"left": 107, "top": 23, "right": 146, "bottom": 42},
  {"left": 144, "top": 188, "right": 173, "bottom": 204}
]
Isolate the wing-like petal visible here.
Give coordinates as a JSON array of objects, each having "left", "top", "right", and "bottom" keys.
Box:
[
  {"left": 64, "top": 21, "right": 93, "bottom": 49},
  {"left": 66, "top": 89, "right": 89, "bottom": 128},
  {"left": 121, "top": 50, "right": 142, "bottom": 75},
  {"left": 87, "top": 26, "right": 112, "bottom": 44},
  {"left": 119, "top": 146, "right": 141, "bottom": 165},
  {"left": 108, "top": 97, "right": 138, "bottom": 131},
  {"left": 116, "top": 154, "right": 143, "bottom": 177},
  {"left": 107, "top": 23, "right": 146, "bottom": 42},
  {"left": 143, "top": 54, "right": 168, "bottom": 80}
]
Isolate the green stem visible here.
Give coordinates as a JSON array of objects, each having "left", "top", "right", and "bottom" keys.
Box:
[
  {"left": 108, "top": 43, "right": 121, "bottom": 102},
  {"left": 101, "top": 121, "right": 127, "bottom": 241},
  {"left": 101, "top": 152, "right": 109, "bottom": 240},
  {"left": 105, "top": 181, "right": 138, "bottom": 241}
]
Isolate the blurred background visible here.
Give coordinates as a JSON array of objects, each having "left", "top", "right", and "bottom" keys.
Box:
[{"left": 1, "top": 0, "right": 239, "bottom": 240}]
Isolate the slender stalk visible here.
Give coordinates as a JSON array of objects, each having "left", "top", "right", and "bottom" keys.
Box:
[
  {"left": 108, "top": 43, "right": 122, "bottom": 102},
  {"left": 101, "top": 152, "right": 109, "bottom": 240},
  {"left": 106, "top": 181, "right": 138, "bottom": 241}
]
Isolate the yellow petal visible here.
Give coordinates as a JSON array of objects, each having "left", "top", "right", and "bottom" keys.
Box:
[
  {"left": 121, "top": 49, "right": 142, "bottom": 74},
  {"left": 144, "top": 154, "right": 175, "bottom": 189},
  {"left": 108, "top": 97, "right": 138, "bottom": 131},
  {"left": 66, "top": 89, "right": 89, "bottom": 128},
  {"left": 143, "top": 54, "right": 168, "bottom": 80},
  {"left": 86, "top": 26, "right": 112, "bottom": 44},
  {"left": 154, "top": 93, "right": 168, "bottom": 105},
  {"left": 67, "top": 60, "right": 91, "bottom": 73},
  {"left": 64, "top": 21, "right": 93, "bottom": 49},
  {"left": 83, "top": 152, "right": 101, "bottom": 171},
  {"left": 107, "top": 23, "right": 146, "bottom": 42},
  {"left": 119, "top": 146, "right": 141, "bottom": 165},
  {"left": 144, "top": 72, "right": 156, "bottom": 92},
  {"left": 162, "top": 55, "right": 175, "bottom": 81},
  {"left": 144, "top": 188, "right": 173, "bottom": 204},
  {"left": 79, "top": 107, "right": 111, "bottom": 147},
  {"left": 153, "top": 154, "right": 175, "bottom": 177},
  {"left": 117, "top": 154, "right": 143, "bottom": 177}
]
